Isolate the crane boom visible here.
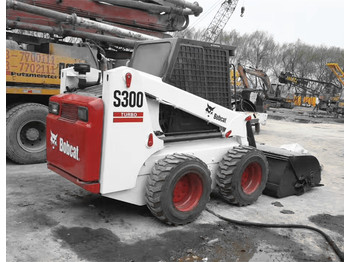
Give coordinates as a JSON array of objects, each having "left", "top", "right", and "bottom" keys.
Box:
[
  {"left": 326, "top": 63, "right": 344, "bottom": 86},
  {"left": 201, "top": 0, "right": 239, "bottom": 43}
]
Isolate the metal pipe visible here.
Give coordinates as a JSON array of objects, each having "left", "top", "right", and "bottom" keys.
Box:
[
  {"left": 94, "top": 0, "right": 194, "bottom": 15},
  {"left": 6, "top": 20, "right": 136, "bottom": 48},
  {"left": 164, "top": 0, "right": 203, "bottom": 16},
  {"left": 6, "top": 0, "right": 157, "bottom": 40}
]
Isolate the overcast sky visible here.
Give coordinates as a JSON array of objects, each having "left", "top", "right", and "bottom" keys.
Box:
[{"left": 188, "top": 0, "right": 344, "bottom": 48}]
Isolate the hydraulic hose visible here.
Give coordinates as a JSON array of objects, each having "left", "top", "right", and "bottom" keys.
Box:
[{"left": 205, "top": 207, "right": 344, "bottom": 262}]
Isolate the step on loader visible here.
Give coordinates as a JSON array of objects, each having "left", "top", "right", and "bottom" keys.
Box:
[{"left": 46, "top": 38, "right": 321, "bottom": 225}]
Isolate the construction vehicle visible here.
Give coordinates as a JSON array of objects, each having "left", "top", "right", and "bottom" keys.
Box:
[
  {"left": 326, "top": 63, "right": 344, "bottom": 115},
  {"left": 278, "top": 72, "right": 314, "bottom": 106},
  {"left": 200, "top": 0, "right": 240, "bottom": 43},
  {"left": 236, "top": 64, "right": 295, "bottom": 109},
  {"left": 231, "top": 64, "right": 268, "bottom": 134},
  {"left": 326, "top": 63, "right": 344, "bottom": 86},
  {"left": 6, "top": 0, "right": 202, "bottom": 164},
  {"left": 279, "top": 71, "right": 343, "bottom": 116},
  {"left": 46, "top": 38, "right": 321, "bottom": 225}
]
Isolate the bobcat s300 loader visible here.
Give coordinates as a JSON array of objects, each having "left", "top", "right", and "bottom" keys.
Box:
[{"left": 46, "top": 38, "right": 321, "bottom": 225}]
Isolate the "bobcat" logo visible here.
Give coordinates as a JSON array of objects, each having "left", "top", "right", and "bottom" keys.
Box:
[
  {"left": 50, "top": 130, "right": 58, "bottom": 149},
  {"left": 205, "top": 104, "right": 215, "bottom": 115}
]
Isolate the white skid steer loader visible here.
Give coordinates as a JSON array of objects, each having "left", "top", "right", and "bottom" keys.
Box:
[{"left": 46, "top": 38, "right": 321, "bottom": 225}]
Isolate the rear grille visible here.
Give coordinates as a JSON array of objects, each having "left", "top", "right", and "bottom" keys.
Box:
[{"left": 61, "top": 103, "right": 78, "bottom": 121}]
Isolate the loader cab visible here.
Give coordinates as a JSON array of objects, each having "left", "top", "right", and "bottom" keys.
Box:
[{"left": 129, "top": 38, "right": 236, "bottom": 137}]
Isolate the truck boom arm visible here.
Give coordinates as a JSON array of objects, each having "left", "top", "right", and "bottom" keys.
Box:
[
  {"left": 7, "top": 0, "right": 202, "bottom": 38},
  {"left": 7, "top": 0, "right": 156, "bottom": 41}
]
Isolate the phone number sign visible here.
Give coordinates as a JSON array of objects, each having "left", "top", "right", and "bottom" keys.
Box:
[{"left": 6, "top": 48, "right": 85, "bottom": 85}]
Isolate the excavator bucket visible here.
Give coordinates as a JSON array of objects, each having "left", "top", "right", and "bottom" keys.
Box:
[{"left": 257, "top": 144, "right": 322, "bottom": 198}]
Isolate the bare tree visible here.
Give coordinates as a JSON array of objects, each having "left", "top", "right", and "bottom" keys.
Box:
[{"left": 180, "top": 27, "right": 344, "bottom": 93}]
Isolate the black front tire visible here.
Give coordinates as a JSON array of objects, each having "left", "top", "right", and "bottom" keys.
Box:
[
  {"left": 216, "top": 146, "right": 268, "bottom": 206},
  {"left": 145, "top": 154, "right": 212, "bottom": 225}
]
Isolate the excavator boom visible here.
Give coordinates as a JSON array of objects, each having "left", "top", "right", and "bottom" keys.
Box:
[{"left": 237, "top": 64, "right": 274, "bottom": 98}]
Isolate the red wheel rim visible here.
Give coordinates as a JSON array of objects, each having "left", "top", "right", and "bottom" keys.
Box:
[
  {"left": 173, "top": 173, "right": 203, "bottom": 212},
  {"left": 241, "top": 162, "right": 262, "bottom": 194}
]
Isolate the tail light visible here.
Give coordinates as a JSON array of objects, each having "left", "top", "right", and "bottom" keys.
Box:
[
  {"left": 125, "top": 72, "right": 132, "bottom": 88},
  {"left": 49, "top": 101, "right": 60, "bottom": 115},
  {"left": 245, "top": 115, "right": 252, "bottom": 121},
  {"left": 147, "top": 133, "right": 153, "bottom": 147},
  {"left": 78, "top": 106, "right": 89, "bottom": 122}
]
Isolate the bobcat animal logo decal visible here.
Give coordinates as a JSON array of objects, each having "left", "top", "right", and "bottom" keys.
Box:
[
  {"left": 49, "top": 130, "right": 80, "bottom": 160},
  {"left": 205, "top": 104, "right": 227, "bottom": 123},
  {"left": 206, "top": 104, "right": 215, "bottom": 116},
  {"left": 50, "top": 130, "right": 58, "bottom": 149}
]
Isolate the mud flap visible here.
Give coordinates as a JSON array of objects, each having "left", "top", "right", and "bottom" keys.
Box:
[{"left": 257, "top": 144, "right": 322, "bottom": 198}]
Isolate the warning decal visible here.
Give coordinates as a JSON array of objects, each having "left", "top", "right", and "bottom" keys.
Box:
[{"left": 113, "top": 112, "right": 144, "bottom": 123}]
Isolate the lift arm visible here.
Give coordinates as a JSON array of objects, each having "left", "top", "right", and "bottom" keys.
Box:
[{"left": 62, "top": 66, "right": 249, "bottom": 143}]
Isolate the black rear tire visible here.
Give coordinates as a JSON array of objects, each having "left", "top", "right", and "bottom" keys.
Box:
[
  {"left": 216, "top": 146, "right": 268, "bottom": 206},
  {"left": 6, "top": 103, "right": 48, "bottom": 164},
  {"left": 145, "top": 154, "right": 212, "bottom": 225}
]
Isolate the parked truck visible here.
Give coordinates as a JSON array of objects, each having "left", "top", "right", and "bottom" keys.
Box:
[
  {"left": 6, "top": 40, "right": 101, "bottom": 163},
  {"left": 6, "top": 0, "right": 202, "bottom": 164}
]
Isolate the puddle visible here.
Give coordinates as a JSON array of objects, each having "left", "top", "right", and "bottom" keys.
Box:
[
  {"left": 52, "top": 220, "right": 335, "bottom": 262},
  {"left": 53, "top": 223, "right": 257, "bottom": 262},
  {"left": 271, "top": 201, "right": 284, "bottom": 207},
  {"left": 309, "top": 214, "right": 344, "bottom": 235},
  {"left": 280, "top": 210, "right": 295, "bottom": 214}
]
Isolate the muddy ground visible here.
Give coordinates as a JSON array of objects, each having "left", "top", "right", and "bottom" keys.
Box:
[{"left": 6, "top": 107, "right": 344, "bottom": 262}]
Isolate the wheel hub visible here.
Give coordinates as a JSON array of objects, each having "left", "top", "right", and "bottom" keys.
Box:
[
  {"left": 17, "top": 120, "right": 46, "bottom": 153},
  {"left": 241, "top": 162, "right": 262, "bottom": 195},
  {"left": 26, "top": 127, "right": 40, "bottom": 141},
  {"left": 173, "top": 173, "right": 203, "bottom": 212}
]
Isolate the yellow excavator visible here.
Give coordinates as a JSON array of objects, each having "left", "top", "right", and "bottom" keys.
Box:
[{"left": 234, "top": 63, "right": 294, "bottom": 109}]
